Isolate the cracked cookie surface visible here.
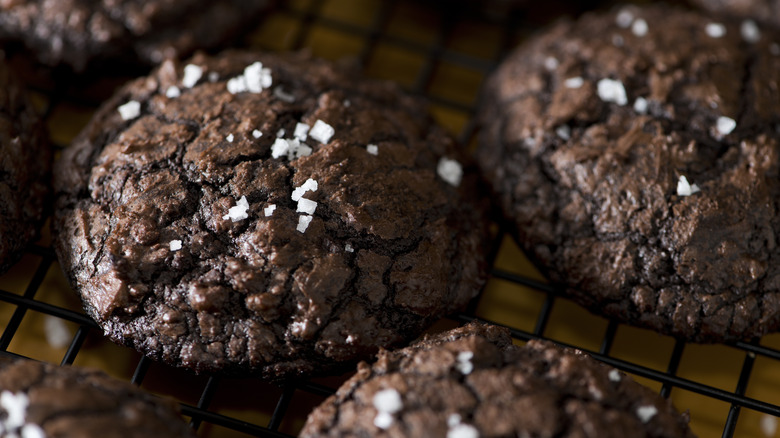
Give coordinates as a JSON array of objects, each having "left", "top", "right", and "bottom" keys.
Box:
[
  {"left": 0, "top": 356, "right": 195, "bottom": 437},
  {"left": 477, "top": 5, "right": 780, "bottom": 343},
  {"left": 0, "top": 0, "right": 272, "bottom": 71},
  {"left": 0, "top": 61, "right": 50, "bottom": 275},
  {"left": 53, "top": 51, "right": 490, "bottom": 378},
  {"left": 299, "top": 322, "right": 695, "bottom": 438}
]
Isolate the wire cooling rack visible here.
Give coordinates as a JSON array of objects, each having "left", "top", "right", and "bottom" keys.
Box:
[{"left": 3, "top": 0, "right": 780, "bottom": 436}]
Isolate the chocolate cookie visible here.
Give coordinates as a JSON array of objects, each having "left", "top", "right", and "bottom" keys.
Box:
[
  {"left": 0, "top": 0, "right": 273, "bottom": 71},
  {"left": 53, "top": 51, "right": 490, "bottom": 378},
  {"left": 688, "top": 0, "right": 780, "bottom": 30},
  {"left": 477, "top": 4, "right": 780, "bottom": 343},
  {"left": 0, "top": 59, "right": 50, "bottom": 274},
  {"left": 300, "top": 323, "right": 696, "bottom": 438},
  {"left": 0, "top": 356, "right": 195, "bottom": 437}
]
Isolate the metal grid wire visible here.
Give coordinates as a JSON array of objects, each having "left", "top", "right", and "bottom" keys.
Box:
[{"left": 2, "top": 0, "right": 780, "bottom": 436}]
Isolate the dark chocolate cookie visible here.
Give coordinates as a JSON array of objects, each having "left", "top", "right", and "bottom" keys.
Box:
[
  {"left": 689, "top": 0, "right": 780, "bottom": 30},
  {"left": 0, "top": 356, "right": 195, "bottom": 437},
  {"left": 0, "top": 59, "right": 50, "bottom": 275},
  {"left": 53, "top": 51, "right": 490, "bottom": 378},
  {"left": 477, "top": 4, "right": 780, "bottom": 343},
  {"left": 0, "top": 0, "right": 273, "bottom": 71},
  {"left": 299, "top": 322, "right": 696, "bottom": 438}
]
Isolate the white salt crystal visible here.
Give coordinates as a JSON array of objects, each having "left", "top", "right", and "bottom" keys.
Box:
[
  {"left": 169, "top": 240, "right": 182, "bottom": 251},
  {"left": 447, "top": 424, "right": 479, "bottom": 438},
  {"left": 544, "top": 57, "right": 559, "bottom": 71},
  {"left": 1, "top": 391, "right": 29, "bottom": 430},
  {"left": 633, "top": 97, "right": 648, "bottom": 114},
  {"left": 636, "top": 405, "right": 658, "bottom": 423},
  {"left": 564, "top": 77, "right": 584, "bottom": 89},
  {"left": 705, "top": 23, "right": 726, "bottom": 38},
  {"left": 21, "top": 424, "right": 46, "bottom": 438},
  {"left": 374, "top": 412, "right": 394, "bottom": 429},
  {"left": 345, "top": 243, "right": 354, "bottom": 253},
  {"left": 616, "top": 8, "right": 634, "bottom": 28},
  {"left": 252, "top": 129, "right": 263, "bottom": 139},
  {"left": 631, "top": 18, "right": 648, "bottom": 37},
  {"left": 717, "top": 116, "right": 737, "bottom": 136},
  {"left": 309, "top": 120, "right": 335, "bottom": 144},
  {"left": 226, "top": 134, "right": 234, "bottom": 143},
  {"left": 165, "top": 86, "right": 181, "bottom": 98},
  {"left": 556, "top": 125, "right": 571, "bottom": 140},
  {"left": 366, "top": 144, "right": 379, "bottom": 155},
  {"left": 182, "top": 64, "right": 203, "bottom": 88},
  {"left": 274, "top": 87, "right": 295, "bottom": 103},
  {"left": 761, "top": 414, "right": 778, "bottom": 437},
  {"left": 271, "top": 138, "right": 290, "bottom": 159},
  {"left": 44, "top": 315, "right": 71, "bottom": 349},
  {"left": 294, "top": 122, "right": 310, "bottom": 141},
  {"left": 296, "top": 198, "right": 317, "bottom": 214},
  {"left": 437, "top": 157, "right": 463, "bottom": 187},
  {"left": 741, "top": 19, "right": 761, "bottom": 43},
  {"left": 243, "top": 61, "right": 272, "bottom": 93},
  {"left": 597, "top": 78, "right": 628, "bottom": 105},
  {"left": 291, "top": 178, "right": 318, "bottom": 201},
  {"left": 264, "top": 204, "right": 276, "bottom": 217},
  {"left": 297, "top": 215, "right": 313, "bottom": 233},
  {"left": 373, "top": 389, "right": 403, "bottom": 414},
  {"left": 118, "top": 100, "right": 141, "bottom": 120},
  {"left": 222, "top": 196, "right": 249, "bottom": 222},
  {"left": 677, "top": 175, "right": 700, "bottom": 197},
  {"left": 455, "top": 351, "right": 474, "bottom": 375},
  {"left": 608, "top": 369, "right": 622, "bottom": 382}
]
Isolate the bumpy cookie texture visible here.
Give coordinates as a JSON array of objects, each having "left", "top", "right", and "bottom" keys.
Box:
[
  {"left": 53, "top": 51, "right": 490, "bottom": 378},
  {"left": 689, "top": 0, "right": 780, "bottom": 29},
  {"left": 0, "top": 60, "right": 50, "bottom": 274},
  {"left": 0, "top": 0, "right": 273, "bottom": 71},
  {"left": 477, "top": 4, "right": 780, "bottom": 342},
  {"left": 0, "top": 356, "right": 195, "bottom": 437},
  {"left": 300, "top": 322, "right": 695, "bottom": 438}
]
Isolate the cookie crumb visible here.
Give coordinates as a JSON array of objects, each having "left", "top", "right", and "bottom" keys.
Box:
[
  {"left": 264, "top": 204, "right": 276, "bottom": 217},
  {"left": 165, "top": 86, "right": 181, "bottom": 98},
  {"left": 741, "top": 19, "right": 761, "bottom": 43},
  {"left": 564, "top": 77, "right": 584, "bottom": 89},
  {"left": 366, "top": 144, "right": 379, "bottom": 155},
  {"left": 310, "top": 120, "right": 335, "bottom": 144},
  {"left": 222, "top": 196, "right": 250, "bottom": 222},
  {"left": 631, "top": 18, "right": 648, "bottom": 37},
  {"left": 636, "top": 405, "right": 658, "bottom": 423},
  {"left": 297, "top": 215, "right": 313, "bottom": 233},
  {"left": 716, "top": 116, "right": 737, "bottom": 136},
  {"left": 437, "top": 157, "right": 463, "bottom": 187},
  {"left": 705, "top": 22, "right": 726, "bottom": 38},
  {"left": 182, "top": 64, "right": 203, "bottom": 88},
  {"left": 252, "top": 129, "right": 263, "bottom": 139},
  {"left": 118, "top": 100, "right": 141, "bottom": 120},
  {"left": 597, "top": 78, "right": 628, "bottom": 105}
]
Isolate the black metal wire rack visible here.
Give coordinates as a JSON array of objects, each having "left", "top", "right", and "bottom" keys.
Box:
[{"left": 3, "top": 0, "right": 780, "bottom": 436}]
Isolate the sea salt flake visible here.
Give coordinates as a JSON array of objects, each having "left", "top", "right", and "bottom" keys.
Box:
[
  {"left": 227, "top": 76, "right": 248, "bottom": 94},
  {"left": 243, "top": 61, "right": 272, "bottom": 93},
  {"left": 346, "top": 334, "right": 355, "bottom": 343},
  {"left": 271, "top": 138, "right": 290, "bottom": 159},
  {"left": 608, "top": 369, "right": 622, "bottom": 382},
  {"left": 252, "top": 129, "right": 263, "bottom": 139},
  {"left": 208, "top": 71, "right": 219, "bottom": 82},
  {"left": 564, "top": 77, "right": 584, "bottom": 89},
  {"left": 222, "top": 196, "right": 249, "bottom": 222},
  {"left": 374, "top": 412, "right": 394, "bottom": 429},
  {"left": 274, "top": 87, "right": 295, "bottom": 103},
  {"left": 447, "top": 424, "right": 480, "bottom": 438},
  {"left": 366, "top": 144, "right": 379, "bottom": 155},
  {"left": 633, "top": 97, "right": 649, "bottom": 114},
  {"left": 226, "top": 134, "right": 234, "bottom": 143},
  {"left": 264, "top": 204, "right": 276, "bottom": 217},
  {"left": 294, "top": 122, "right": 310, "bottom": 141},
  {"left": 165, "top": 86, "right": 181, "bottom": 98},
  {"left": 310, "top": 120, "right": 335, "bottom": 144},
  {"left": 295, "top": 143, "right": 313, "bottom": 158},
  {"left": 455, "top": 351, "right": 474, "bottom": 375},
  {"left": 21, "top": 424, "right": 46, "bottom": 438},
  {"left": 169, "top": 240, "right": 183, "bottom": 251},
  {"left": 716, "top": 116, "right": 737, "bottom": 136},
  {"left": 597, "top": 78, "right": 628, "bottom": 105},
  {"left": 373, "top": 389, "right": 403, "bottom": 414},
  {"left": 555, "top": 125, "right": 571, "bottom": 140},
  {"left": 631, "top": 18, "right": 648, "bottom": 37},
  {"left": 44, "top": 315, "right": 71, "bottom": 349},
  {"left": 291, "top": 178, "right": 318, "bottom": 201},
  {"left": 345, "top": 243, "right": 354, "bottom": 253},
  {"left": 447, "top": 414, "right": 462, "bottom": 428},
  {"left": 761, "top": 414, "right": 778, "bottom": 437},
  {"left": 182, "top": 64, "right": 203, "bottom": 88},
  {"left": 636, "top": 405, "right": 658, "bottom": 423},
  {"left": 297, "top": 214, "right": 313, "bottom": 233},
  {"left": 1, "top": 391, "right": 29, "bottom": 430},
  {"left": 741, "top": 19, "right": 761, "bottom": 43},
  {"left": 615, "top": 8, "right": 634, "bottom": 28},
  {"left": 544, "top": 57, "right": 559, "bottom": 71},
  {"left": 705, "top": 22, "right": 726, "bottom": 38},
  {"left": 677, "top": 175, "right": 700, "bottom": 197},
  {"left": 343, "top": 99, "right": 352, "bottom": 107},
  {"left": 437, "top": 157, "right": 463, "bottom": 187},
  {"left": 296, "top": 198, "right": 317, "bottom": 214},
  {"left": 118, "top": 100, "right": 141, "bottom": 120},
  {"left": 277, "top": 128, "right": 286, "bottom": 138}
]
